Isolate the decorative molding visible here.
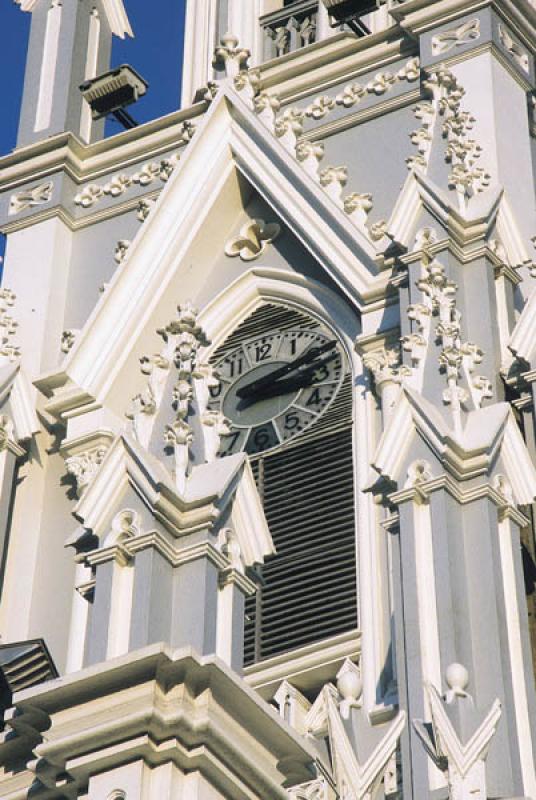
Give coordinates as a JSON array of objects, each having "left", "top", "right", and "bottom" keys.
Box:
[
  {"left": 127, "top": 303, "right": 232, "bottom": 493},
  {"left": 233, "top": 67, "right": 262, "bottom": 107},
  {"left": 163, "top": 303, "right": 209, "bottom": 493},
  {"left": 9, "top": 181, "right": 53, "bottom": 215},
  {"left": 411, "top": 254, "right": 491, "bottom": 428},
  {"left": 73, "top": 142, "right": 192, "bottom": 208},
  {"left": 405, "top": 459, "right": 434, "bottom": 489},
  {"left": 413, "top": 669, "right": 502, "bottom": 800},
  {"left": 114, "top": 239, "right": 131, "bottom": 264},
  {"left": 274, "top": 107, "right": 306, "bottom": 152},
  {"left": 408, "top": 67, "right": 491, "bottom": 208},
  {"left": 319, "top": 166, "right": 348, "bottom": 206},
  {"left": 334, "top": 57, "right": 420, "bottom": 111},
  {"left": 274, "top": 680, "right": 311, "bottom": 735},
  {"left": 136, "top": 197, "right": 157, "bottom": 223},
  {"left": 343, "top": 192, "right": 373, "bottom": 230},
  {"left": 431, "top": 19, "right": 481, "bottom": 56},
  {"left": 363, "top": 346, "right": 411, "bottom": 391},
  {"left": 370, "top": 382, "right": 536, "bottom": 507},
  {"left": 61, "top": 329, "right": 78, "bottom": 354},
  {"left": 288, "top": 778, "right": 331, "bottom": 800},
  {"left": 224, "top": 219, "right": 281, "bottom": 261},
  {"left": 0, "top": 289, "right": 20, "bottom": 365},
  {"left": 213, "top": 32, "right": 250, "bottom": 79},
  {"left": 254, "top": 90, "right": 281, "bottom": 128},
  {"left": 296, "top": 140, "right": 325, "bottom": 178},
  {"left": 498, "top": 24, "right": 530, "bottom": 74},
  {"left": 0, "top": 416, "right": 15, "bottom": 453},
  {"left": 65, "top": 445, "right": 109, "bottom": 494},
  {"left": 271, "top": 57, "right": 420, "bottom": 150}
]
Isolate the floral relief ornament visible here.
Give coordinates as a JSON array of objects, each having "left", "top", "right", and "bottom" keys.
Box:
[
  {"left": 9, "top": 181, "right": 53, "bottom": 215},
  {"left": 225, "top": 219, "right": 281, "bottom": 262},
  {"left": 431, "top": 19, "right": 481, "bottom": 56}
]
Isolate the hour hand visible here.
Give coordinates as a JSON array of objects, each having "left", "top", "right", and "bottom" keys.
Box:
[
  {"left": 238, "top": 351, "right": 338, "bottom": 406},
  {"left": 236, "top": 340, "right": 337, "bottom": 399},
  {"left": 237, "top": 373, "right": 312, "bottom": 409}
]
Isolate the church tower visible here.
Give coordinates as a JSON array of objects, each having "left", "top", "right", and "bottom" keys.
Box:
[{"left": 0, "top": 1, "right": 535, "bottom": 798}]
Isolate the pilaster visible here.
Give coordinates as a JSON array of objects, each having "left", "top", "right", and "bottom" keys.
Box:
[{"left": 16, "top": 0, "right": 120, "bottom": 147}]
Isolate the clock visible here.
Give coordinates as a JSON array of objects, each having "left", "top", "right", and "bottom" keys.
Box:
[{"left": 207, "top": 327, "right": 345, "bottom": 456}]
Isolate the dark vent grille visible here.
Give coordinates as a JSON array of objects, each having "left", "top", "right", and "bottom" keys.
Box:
[
  {"left": 245, "top": 424, "right": 357, "bottom": 665},
  {"left": 214, "top": 304, "right": 319, "bottom": 359},
  {"left": 211, "top": 303, "right": 358, "bottom": 666}
]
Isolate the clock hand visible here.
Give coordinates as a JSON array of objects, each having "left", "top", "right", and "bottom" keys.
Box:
[
  {"left": 238, "top": 352, "right": 338, "bottom": 407},
  {"left": 236, "top": 340, "right": 337, "bottom": 399}
]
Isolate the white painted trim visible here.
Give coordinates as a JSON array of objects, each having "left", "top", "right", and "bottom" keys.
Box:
[
  {"left": 508, "top": 283, "right": 536, "bottom": 366},
  {"left": 354, "top": 348, "right": 392, "bottom": 713},
  {"left": 106, "top": 560, "right": 134, "bottom": 659},
  {"left": 35, "top": 0, "right": 62, "bottom": 133},
  {"left": 66, "top": 561, "right": 92, "bottom": 673},
  {"left": 181, "top": 0, "right": 217, "bottom": 107},
  {"left": 413, "top": 500, "right": 445, "bottom": 790},
  {"left": 497, "top": 514, "right": 536, "bottom": 798},
  {"left": 15, "top": 0, "right": 132, "bottom": 38},
  {"left": 101, "top": 0, "right": 132, "bottom": 38},
  {"left": 39, "top": 87, "right": 386, "bottom": 418},
  {"left": 80, "top": 8, "right": 101, "bottom": 144}
]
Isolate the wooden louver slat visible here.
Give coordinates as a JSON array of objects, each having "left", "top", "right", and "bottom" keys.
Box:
[{"left": 210, "top": 304, "right": 358, "bottom": 666}]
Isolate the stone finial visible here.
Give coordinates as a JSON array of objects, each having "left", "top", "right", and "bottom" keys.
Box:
[
  {"left": 336, "top": 658, "right": 363, "bottom": 718},
  {"left": 325, "top": 685, "right": 406, "bottom": 800},
  {"left": 444, "top": 662, "right": 470, "bottom": 703},
  {"left": 213, "top": 32, "right": 250, "bottom": 79},
  {"left": 413, "top": 666, "right": 502, "bottom": 800}
]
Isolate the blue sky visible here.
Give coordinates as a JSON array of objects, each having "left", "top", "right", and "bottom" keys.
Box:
[{"left": 0, "top": 0, "right": 187, "bottom": 259}]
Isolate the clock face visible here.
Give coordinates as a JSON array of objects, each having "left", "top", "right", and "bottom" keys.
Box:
[{"left": 207, "top": 328, "right": 345, "bottom": 456}]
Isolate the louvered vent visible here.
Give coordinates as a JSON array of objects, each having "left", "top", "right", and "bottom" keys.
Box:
[
  {"left": 211, "top": 303, "right": 358, "bottom": 665},
  {"left": 0, "top": 639, "right": 58, "bottom": 710}
]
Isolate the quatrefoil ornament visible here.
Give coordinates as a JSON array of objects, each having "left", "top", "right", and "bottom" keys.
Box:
[{"left": 224, "top": 219, "right": 281, "bottom": 262}]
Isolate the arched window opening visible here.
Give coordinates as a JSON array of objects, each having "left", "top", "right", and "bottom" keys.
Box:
[{"left": 210, "top": 303, "right": 358, "bottom": 665}]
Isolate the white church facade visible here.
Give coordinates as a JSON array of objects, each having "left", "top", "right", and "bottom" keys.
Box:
[{"left": 0, "top": 0, "right": 535, "bottom": 798}]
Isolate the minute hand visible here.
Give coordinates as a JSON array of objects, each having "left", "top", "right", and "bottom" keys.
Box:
[{"left": 236, "top": 340, "right": 337, "bottom": 399}]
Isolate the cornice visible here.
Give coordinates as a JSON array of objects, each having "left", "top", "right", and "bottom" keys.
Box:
[
  {"left": 4, "top": 646, "right": 317, "bottom": 800},
  {"left": 1, "top": 190, "right": 161, "bottom": 236},
  {"left": 245, "top": 629, "right": 361, "bottom": 698},
  {"left": 391, "top": 0, "right": 536, "bottom": 53},
  {"left": 299, "top": 87, "right": 422, "bottom": 142},
  {"left": 388, "top": 472, "right": 531, "bottom": 527},
  {"left": 255, "top": 30, "right": 416, "bottom": 103},
  {"left": 0, "top": 105, "right": 206, "bottom": 194}
]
